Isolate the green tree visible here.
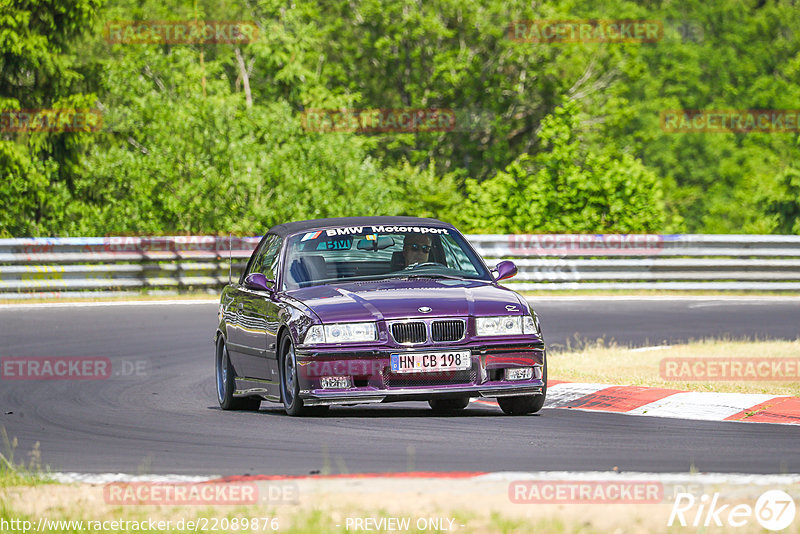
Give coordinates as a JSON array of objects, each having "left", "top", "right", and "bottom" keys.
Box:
[
  {"left": 764, "top": 135, "right": 800, "bottom": 234},
  {"left": 3, "top": 0, "right": 800, "bottom": 237},
  {"left": 0, "top": 0, "right": 104, "bottom": 236},
  {"left": 464, "top": 101, "right": 667, "bottom": 233}
]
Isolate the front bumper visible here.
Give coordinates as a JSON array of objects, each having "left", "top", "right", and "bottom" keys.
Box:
[
  {"left": 301, "top": 383, "right": 544, "bottom": 406},
  {"left": 295, "top": 342, "right": 545, "bottom": 406}
]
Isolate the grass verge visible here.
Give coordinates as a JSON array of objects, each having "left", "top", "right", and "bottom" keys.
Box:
[
  {"left": 549, "top": 339, "right": 800, "bottom": 396},
  {"left": 2, "top": 476, "right": 798, "bottom": 533},
  {"left": 0, "top": 427, "right": 54, "bottom": 489}
]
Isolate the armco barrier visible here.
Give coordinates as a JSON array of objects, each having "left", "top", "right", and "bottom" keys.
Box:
[
  {"left": 0, "top": 236, "right": 259, "bottom": 299},
  {"left": 1, "top": 234, "right": 799, "bottom": 298}
]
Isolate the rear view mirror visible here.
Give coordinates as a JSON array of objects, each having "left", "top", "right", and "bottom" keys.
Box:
[{"left": 356, "top": 236, "right": 395, "bottom": 251}]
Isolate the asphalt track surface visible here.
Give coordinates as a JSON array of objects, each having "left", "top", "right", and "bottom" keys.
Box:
[{"left": 1, "top": 298, "right": 798, "bottom": 475}]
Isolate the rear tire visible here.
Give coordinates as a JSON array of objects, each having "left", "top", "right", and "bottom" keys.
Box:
[
  {"left": 498, "top": 354, "right": 547, "bottom": 415},
  {"left": 428, "top": 397, "right": 470, "bottom": 413},
  {"left": 216, "top": 337, "right": 261, "bottom": 411}
]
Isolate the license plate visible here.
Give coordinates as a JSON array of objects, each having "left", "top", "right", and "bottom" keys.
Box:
[{"left": 390, "top": 351, "right": 471, "bottom": 374}]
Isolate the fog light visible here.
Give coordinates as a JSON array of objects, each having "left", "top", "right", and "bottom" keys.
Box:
[
  {"left": 320, "top": 376, "right": 352, "bottom": 389},
  {"left": 505, "top": 367, "right": 533, "bottom": 381},
  {"left": 533, "top": 365, "right": 543, "bottom": 380}
]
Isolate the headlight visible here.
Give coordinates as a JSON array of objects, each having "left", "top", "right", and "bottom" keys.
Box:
[
  {"left": 476, "top": 315, "right": 540, "bottom": 336},
  {"left": 303, "top": 322, "right": 377, "bottom": 344},
  {"left": 523, "top": 313, "right": 541, "bottom": 335},
  {"left": 304, "top": 325, "right": 325, "bottom": 344},
  {"left": 476, "top": 316, "right": 522, "bottom": 336}
]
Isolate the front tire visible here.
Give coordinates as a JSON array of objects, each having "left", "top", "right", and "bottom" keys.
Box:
[
  {"left": 279, "top": 334, "right": 327, "bottom": 416},
  {"left": 429, "top": 397, "right": 470, "bottom": 413},
  {"left": 498, "top": 355, "right": 547, "bottom": 416},
  {"left": 498, "top": 395, "right": 541, "bottom": 415},
  {"left": 215, "top": 337, "right": 261, "bottom": 411}
]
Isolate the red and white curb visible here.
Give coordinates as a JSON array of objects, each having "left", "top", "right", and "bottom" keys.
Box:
[{"left": 473, "top": 381, "right": 800, "bottom": 425}]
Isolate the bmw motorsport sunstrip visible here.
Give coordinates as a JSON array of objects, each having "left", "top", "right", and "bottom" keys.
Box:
[{"left": 214, "top": 216, "right": 546, "bottom": 416}]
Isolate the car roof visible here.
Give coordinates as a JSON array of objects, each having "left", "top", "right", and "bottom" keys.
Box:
[{"left": 266, "top": 216, "right": 453, "bottom": 238}]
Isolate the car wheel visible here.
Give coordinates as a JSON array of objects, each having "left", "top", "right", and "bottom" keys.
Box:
[
  {"left": 279, "top": 334, "right": 328, "bottom": 416},
  {"left": 216, "top": 337, "right": 261, "bottom": 411},
  {"left": 428, "top": 397, "right": 470, "bottom": 413},
  {"left": 498, "top": 356, "right": 547, "bottom": 415}
]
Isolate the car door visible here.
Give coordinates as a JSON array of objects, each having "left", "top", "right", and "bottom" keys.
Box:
[{"left": 227, "top": 234, "right": 282, "bottom": 381}]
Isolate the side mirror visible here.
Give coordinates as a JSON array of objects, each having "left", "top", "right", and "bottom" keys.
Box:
[
  {"left": 494, "top": 260, "right": 518, "bottom": 281},
  {"left": 244, "top": 272, "right": 274, "bottom": 292}
]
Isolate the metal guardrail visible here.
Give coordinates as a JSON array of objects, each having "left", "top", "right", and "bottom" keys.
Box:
[{"left": 1, "top": 234, "right": 799, "bottom": 298}]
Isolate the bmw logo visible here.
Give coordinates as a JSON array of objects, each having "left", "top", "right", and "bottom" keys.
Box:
[{"left": 418, "top": 306, "right": 432, "bottom": 313}]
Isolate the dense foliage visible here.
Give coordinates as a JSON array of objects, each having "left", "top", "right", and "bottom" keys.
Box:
[{"left": 1, "top": 0, "right": 799, "bottom": 236}]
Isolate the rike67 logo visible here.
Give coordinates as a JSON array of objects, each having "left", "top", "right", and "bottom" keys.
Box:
[{"left": 668, "top": 490, "right": 796, "bottom": 531}]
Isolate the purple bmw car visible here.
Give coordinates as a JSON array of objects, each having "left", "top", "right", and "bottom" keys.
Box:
[{"left": 215, "top": 216, "right": 546, "bottom": 416}]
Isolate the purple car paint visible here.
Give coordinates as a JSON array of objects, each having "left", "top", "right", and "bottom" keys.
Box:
[
  {"left": 494, "top": 260, "right": 518, "bottom": 281},
  {"left": 214, "top": 216, "right": 546, "bottom": 416},
  {"left": 243, "top": 272, "right": 272, "bottom": 291}
]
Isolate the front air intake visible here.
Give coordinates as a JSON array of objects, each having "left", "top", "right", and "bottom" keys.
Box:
[
  {"left": 391, "top": 322, "right": 427, "bottom": 344},
  {"left": 431, "top": 320, "right": 465, "bottom": 342}
]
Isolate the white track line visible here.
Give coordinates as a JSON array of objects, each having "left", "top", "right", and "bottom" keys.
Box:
[
  {"left": 49, "top": 471, "right": 800, "bottom": 485},
  {"left": 50, "top": 472, "right": 216, "bottom": 484},
  {"left": 478, "top": 472, "right": 800, "bottom": 485}
]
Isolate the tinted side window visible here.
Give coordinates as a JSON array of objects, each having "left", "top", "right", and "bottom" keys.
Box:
[
  {"left": 242, "top": 235, "right": 282, "bottom": 281},
  {"left": 440, "top": 234, "right": 479, "bottom": 275}
]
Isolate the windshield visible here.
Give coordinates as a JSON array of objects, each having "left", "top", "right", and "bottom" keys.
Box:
[{"left": 282, "top": 225, "right": 491, "bottom": 289}]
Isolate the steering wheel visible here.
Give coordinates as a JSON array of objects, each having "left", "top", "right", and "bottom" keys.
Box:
[{"left": 403, "top": 261, "right": 443, "bottom": 270}]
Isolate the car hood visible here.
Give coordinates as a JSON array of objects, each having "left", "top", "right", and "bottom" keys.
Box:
[{"left": 284, "top": 278, "right": 528, "bottom": 322}]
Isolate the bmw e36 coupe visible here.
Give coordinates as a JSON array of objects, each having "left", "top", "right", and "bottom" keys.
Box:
[{"left": 215, "top": 216, "right": 546, "bottom": 416}]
